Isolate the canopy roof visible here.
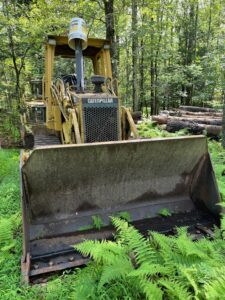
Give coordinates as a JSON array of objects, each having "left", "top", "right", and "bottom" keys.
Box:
[{"left": 47, "top": 35, "right": 110, "bottom": 58}]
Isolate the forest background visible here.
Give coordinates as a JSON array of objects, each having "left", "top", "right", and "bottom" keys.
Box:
[{"left": 0, "top": 0, "right": 225, "bottom": 115}]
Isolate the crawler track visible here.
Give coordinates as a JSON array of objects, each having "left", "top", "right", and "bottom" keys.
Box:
[{"left": 34, "top": 134, "right": 61, "bottom": 147}]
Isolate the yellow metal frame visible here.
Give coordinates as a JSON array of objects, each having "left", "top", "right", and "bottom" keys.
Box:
[
  {"left": 43, "top": 35, "right": 113, "bottom": 133},
  {"left": 42, "top": 35, "right": 137, "bottom": 144}
]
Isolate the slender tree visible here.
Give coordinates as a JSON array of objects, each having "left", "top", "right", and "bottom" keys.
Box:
[
  {"left": 132, "top": 0, "right": 138, "bottom": 111},
  {"left": 104, "top": 0, "right": 118, "bottom": 78}
]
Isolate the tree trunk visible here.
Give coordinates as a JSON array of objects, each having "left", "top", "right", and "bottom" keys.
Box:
[
  {"left": 207, "top": 0, "right": 213, "bottom": 48},
  {"left": 222, "top": 92, "right": 225, "bottom": 148},
  {"left": 139, "top": 37, "right": 144, "bottom": 111},
  {"left": 125, "top": 37, "right": 130, "bottom": 106},
  {"left": 104, "top": 0, "right": 117, "bottom": 78},
  {"left": 150, "top": 16, "right": 156, "bottom": 115},
  {"left": 132, "top": 0, "right": 138, "bottom": 111},
  {"left": 15, "top": 70, "right": 20, "bottom": 103}
]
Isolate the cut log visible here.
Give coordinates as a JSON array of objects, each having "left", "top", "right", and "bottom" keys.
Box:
[
  {"left": 166, "top": 120, "right": 204, "bottom": 135},
  {"left": 160, "top": 110, "right": 222, "bottom": 118},
  {"left": 169, "top": 116, "right": 222, "bottom": 126},
  {"left": 166, "top": 120, "right": 221, "bottom": 136},
  {"left": 152, "top": 115, "right": 221, "bottom": 136},
  {"left": 153, "top": 115, "right": 222, "bottom": 126},
  {"left": 160, "top": 110, "right": 182, "bottom": 117},
  {"left": 179, "top": 106, "right": 221, "bottom": 113},
  {"left": 203, "top": 125, "right": 222, "bottom": 137},
  {"left": 152, "top": 115, "right": 168, "bottom": 124},
  {"left": 178, "top": 110, "right": 222, "bottom": 117}
]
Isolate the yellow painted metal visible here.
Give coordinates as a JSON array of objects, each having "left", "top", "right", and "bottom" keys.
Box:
[
  {"left": 62, "top": 119, "right": 72, "bottom": 144},
  {"left": 79, "top": 98, "right": 85, "bottom": 143},
  {"left": 53, "top": 105, "right": 62, "bottom": 131},
  {"left": 49, "top": 35, "right": 110, "bottom": 50},
  {"left": 71, "top": 109, "right": 81, "bottom": 144},
  {"left": 45, "top": 43, "right": 55, "bottom": 130},
  {"left": 121, "top": 107, "right": 126, "bottom": 140},
  {"left": 122, "top": 107, "right": 139, "bottom": 139},
  {"left": 91, "top": 49, "right": 112, "bottom": 79},
  {"left": 42, "top": 34, "right": 134, "bottom": 144},
  {"left": 43, "top": 36, "right": 114, "bottom": 135}
]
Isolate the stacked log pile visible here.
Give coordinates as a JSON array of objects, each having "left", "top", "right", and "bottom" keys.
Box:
[{"left": 152, "top": 106, "right": 222, "bottom": 137}]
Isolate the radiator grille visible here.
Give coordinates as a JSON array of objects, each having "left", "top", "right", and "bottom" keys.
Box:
[{"left": 82, "top": 98, "right": 120, "bottom": 143}]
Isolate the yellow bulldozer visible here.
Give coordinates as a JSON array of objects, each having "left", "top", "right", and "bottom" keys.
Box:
[{"left": 20, "top": 18, "right": 221, "bottom": 283}]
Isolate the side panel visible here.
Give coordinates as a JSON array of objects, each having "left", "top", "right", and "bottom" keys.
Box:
[{"left": 93, "top": 49, "right": 112, "bottom": 78}]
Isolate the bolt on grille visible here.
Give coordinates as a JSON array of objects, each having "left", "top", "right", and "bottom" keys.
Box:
[{"left": 82, "top": 101, "right": 120, "bottom": 143}]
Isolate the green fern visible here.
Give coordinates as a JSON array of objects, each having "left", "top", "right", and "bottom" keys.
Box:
[
  {"left": 159, "top": 279, "right": 192, "bottom": 300},
  {"left": 73, "top": 216, "right": 225, "bottom": 300},
  {"left": 128, "top": 263, "right": 170, "bottom": 278},
  {"left": 111, "top": 217, "right": 156, "bottom": 265},
  {"left": 92, "top": 215, "right": 103, "bottom": 230},
  {"left": 140, "top": 279, "right": 163, "bottom": 300},
  {"left": 115, "top": 211, "right": 131, "bottom": 222},
  {"left": 221, "top": 215, "right": 225, "bottom": 239},
  {"left": 75, "top": 239, "right": 128, "bottom": 265},
  {"left": 71, "top": 263, "right": 101, "bottom": 300},
  {"left": 98, "top": 257, "right": 133, "bottom": 289},
  {"left": 204, "top": 275, "right": 225, "bottom": 300},
  {"left": 0, "top": 217, "right": 15, "bottom": 253}
]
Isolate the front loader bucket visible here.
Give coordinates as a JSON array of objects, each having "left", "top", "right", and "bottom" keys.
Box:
[{"left": 20, "top": 136, "right": 221, "bottom": 282}]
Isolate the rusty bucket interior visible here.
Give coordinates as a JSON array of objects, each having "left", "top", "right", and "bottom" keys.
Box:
[{"left": 20, "top": 136, "right": 221, "bottom": 282}]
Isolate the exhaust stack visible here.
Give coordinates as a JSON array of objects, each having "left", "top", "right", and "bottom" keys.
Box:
[{"left": 68, "top": 18, "right": 88, "bottom": 92}]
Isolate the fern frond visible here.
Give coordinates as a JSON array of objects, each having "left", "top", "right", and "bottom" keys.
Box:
[
  {"left": 162, "top": 249, "right": 201, "bottom": 271},
  {"left": 159, "top": 279, "right": 192, "bottom": 300},
  {"left": 150, "top": 231, "right": 175, "bottom": 248},
  {"left": 111, "top": 217, "right": 156, "bottom": 265},
  {"left": 221, "top": 215, "right": 225, "bottom": 239},
  {"left": 195, "top": 238, "right": 224, "bottom": 264},
  {"left": 175, "top": 234, "right": 208, "bottom": 260},
  {"left": 98, "top": 257, "right": 133, "bottom": 289},
  {"left": 71, "top": 264, "right": 100, "bottom": 300},
  {"left": 179, "top": 266, "right": 200, "bottom": 297},
  {"left": 140, "top": 279, "right": 163, "bottom": 300},
  {"left": 74, "top": 240, "right": 127, "bottom": 264},
  {"left": 210, "top": 239, "right": 225, "bottom": 255},
  {"left": 0, "top": 218, "right": 15, "bottom": 253},
  {"left": 176, "top": 226, "right": 189, "bottom": 237},
  {"left": 204, "top": 275, "right": 225, "bottom": 300},
  {"left": 128, "top": 263, "right": 170, "bottom": 279}
]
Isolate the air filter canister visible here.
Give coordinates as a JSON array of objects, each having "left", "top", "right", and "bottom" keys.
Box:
[{"left": 68, "top": 17, "right": 88, "bottom": 50}]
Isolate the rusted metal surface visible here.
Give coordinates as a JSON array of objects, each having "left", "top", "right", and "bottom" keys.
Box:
[
  {"left": 26, "top": 210, "right": 217, "bottom": 283},
  {"left": 34, "top": 134, "right": 60, "bottom": 147},
  {"left": 21, "top": 253, "right": 31, "bottom": 284},
  {"left": 30, "top": 257, "right": 89, "bottom": 277},
  {"left": 20, "top": 136, "right": 221, "bottom": 282}
]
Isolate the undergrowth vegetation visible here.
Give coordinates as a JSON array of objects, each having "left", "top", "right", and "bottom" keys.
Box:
[
  {"left": 72, "top": 217, "right": 225, "bottom": 300},
  {"left": 136, "top": 121, "right": 189, "bottom": 138},
  {"left": 0, "top": 111, "right": 21, "bottom": 147},
  {"left": 0, "top": 125, "right": 225, "bottom": 299}
]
